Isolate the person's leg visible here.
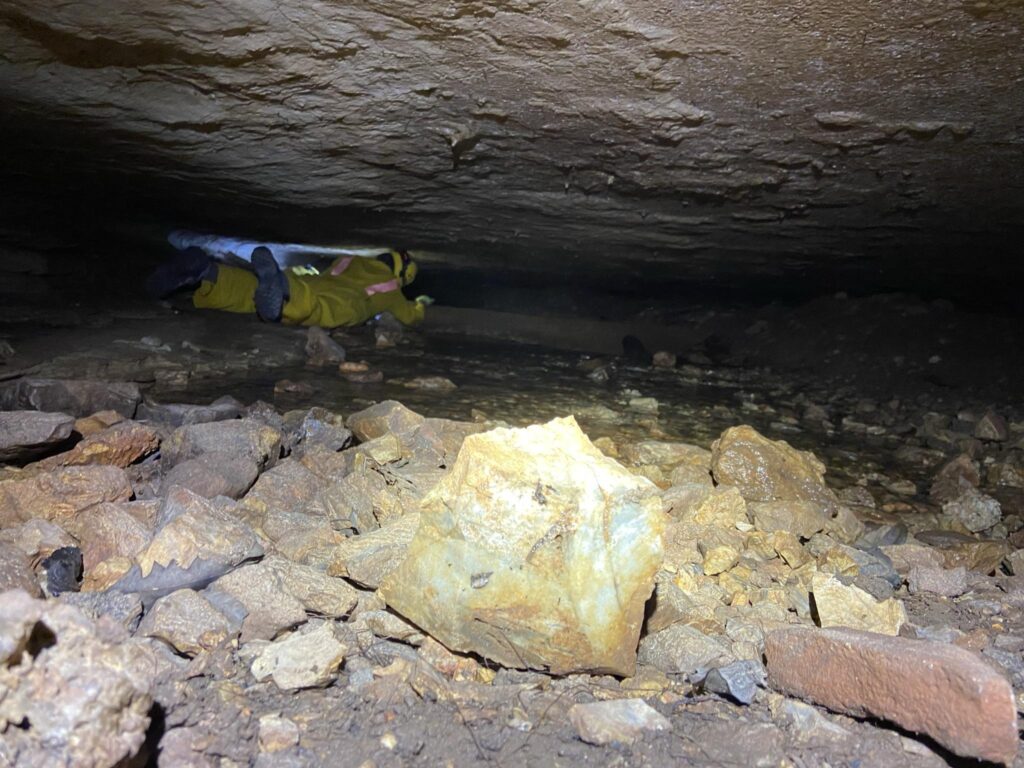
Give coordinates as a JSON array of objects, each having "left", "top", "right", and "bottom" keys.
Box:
[
  {"left": 145, "top": 247, "right": 216, "bottom": 298},
  {"left": 252, "top": 248, "right": 290, "bottom": 322},
  {"left": 281, "top": 274, "right": 364, "bottom": 327},
  {"left": 192, "top": 264, "right": 258, "bottom": 314}
]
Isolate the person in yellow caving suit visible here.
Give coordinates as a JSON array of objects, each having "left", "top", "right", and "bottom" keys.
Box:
[{"left": 146, "top": 246, "right": 430, "bottom": 328}]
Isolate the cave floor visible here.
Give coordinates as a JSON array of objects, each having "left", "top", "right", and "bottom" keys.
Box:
[{"left": 2, "top": 295, "right": 1022, "bottom": 767}]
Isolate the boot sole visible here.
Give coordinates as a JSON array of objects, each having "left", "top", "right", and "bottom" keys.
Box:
[{"left": 253, "top": 251, "right": 285, "bottom": 322}]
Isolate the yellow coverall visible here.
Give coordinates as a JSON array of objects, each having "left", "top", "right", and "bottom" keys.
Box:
[{"left": 192, "top": 256, "right": 425, "bottom": 328}]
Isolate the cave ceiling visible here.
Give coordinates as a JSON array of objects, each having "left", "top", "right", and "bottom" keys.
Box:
[{"left": 1, "top": 0, "right": 1022, "bottom": 281}]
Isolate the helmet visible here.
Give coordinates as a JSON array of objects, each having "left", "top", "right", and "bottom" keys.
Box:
[{"left": 390, "top": 249, "right": 417, "bottom": 287}]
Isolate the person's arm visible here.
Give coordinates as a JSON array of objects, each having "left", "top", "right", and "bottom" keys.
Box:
[{"left": 377, "top": 291, "right": 427, "bottom": 325}]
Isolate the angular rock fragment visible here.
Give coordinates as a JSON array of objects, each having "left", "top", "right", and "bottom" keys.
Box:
[
  {"left": 0, "top": 518, "right": 77, "bottom": 561},
  {"left": 323, "top": 460, "right": 406, "bottom": 533},
  {"left": 264, "top": 556, "right": 359, "bottom": 617},
  {"left": 110, "top": 487, "right": 263, "bottom": 605},
  {"left": 243, "top": 457, "right": 330, "bottom": 518},
  {"left": 637, "top": 623, "right": 734, "bottom": 674},
  {"left": 258, "top": 714, "right": 300, "bottom": 753},
  {"left": 670, "top": 484, "right": 748, "bottom": 528},
  {"left": 701, "top": 659, "right": 766, "bottom": 704},
  {"left": 881, "top": 542, "right": 946, "bottom": 573},
  {"left": 34, "top": 421, "right": 159, "bottom": 469},
  {"left": 346, "top": 400, "right": 425, "bottom": 442},
  {"left": 711, "top": 425, "right": 839, "bottom": 512},
  {"left": 0, "top": 465, "right": 132, "bottom": 527},
  {"left": 0, "top": 410, "right": 74, "bottom": 462},
  {"left": 249, "top": 621, "right": 350, "bottom": 690},
  {"left": 138, "top": 588, "right": 232, "bottom": 656},
  {"left": 381, "top": 417, "right": 665, "bottom": 675},
  {"left": 749, "top": 500, "right": 829, "bottom": 539},
  {"left": 327, "top": 512, "right": 420, "bottom": 589},
  {"left": 702, "top": 544, "right": 739, "bottom": 575},
  {"left": 64, "top": 502, "right": 151, "bottom": 573},
  {"left": 0, "top": 590, "right": 155, "bottom": 767},
  {"left": 907, "top": 566, "right": 968, "bottom": 597},
  {"left": 0, "top": 378, "right": 141, "bottom": 417},
  {"left": 161, "top": 451, "right": 259, "bottom": 499},
  {"left": 0, "top": 540, "right": 41, "bottom": 596},
  {"left": 161, "top": 418, "right": 283, "bottom": 470},
  {"left": 929, "top": 454, "right": 981, "bottom": 504},
  {"left": 770, "top": 697, "right": 852, "bottom": 745},
  {"left": 916, "top": 529, "right": 1011, "bottom": 573},
  {"left": 305, "top": 326, "right": 346, "bottom": 366},
  {"left": 59, "top": 591, "right": 144, "bottom": 634},
  {"left": 811, "top": 573, "right": 906, "bottom": 635},
  {"left": 569, "top": 699, "right": 672, "bottom": 745},
  {"left": 208, "top": 556, "right": 356, "bottom": 642},
  {"left": 283, "top": 406, "right": 352, "bottom": 456},
  {"left": 765, "top": 626, "right": 1019, "bottom": 765},
  {"left": 975, "top": 410, "right": 1009, "bottom": 442},
  {"left": 943, "top": 487, "right": 1001, "bottom": 533},
  {"left": 357, "top": 610, "right": 426, "bottom": 646},
  {"left": 136, "top": 396, "right": 244, "bottom": 427},
  {"left": 73, "top": 409, "right": 124, "bottom": 437},
  {"left": 403, "top": 417, "right": 484, "bottom": 467},
  {"left": 620, "top": 440, "right": 712, "bottom": 471}
]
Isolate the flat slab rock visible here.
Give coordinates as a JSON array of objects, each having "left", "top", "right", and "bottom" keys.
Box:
[
  {"left": 0, "top": 410, "right": 74, "bottom": 462},
  {"left": 568, "top": 698, "right": 672, "bottom": 745},
  {"left": 765, "top": 626, "right": 1019, "bottom": 765},
  {"left": 0, "top": 378, "right": 141, "bottom": 418}
]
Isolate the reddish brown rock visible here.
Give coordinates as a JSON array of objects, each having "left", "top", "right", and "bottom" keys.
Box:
[
  {"left": 64, "top": 502, "right": 152, "bottom": 573},
  {"left": 765, "top": 626, "right": 1018, "bottom": 765},
  {"left": 35, "top": 422, "right": 159, "bottom": 470},
  {"left": 73, "top": 410, "right": 125, "bottom": 437},
  {"left": 929, "top": 454, "right": 981, "bottom": 505},
  {"left": 0, "top": 466, "right": 133, "bottom": 527}
]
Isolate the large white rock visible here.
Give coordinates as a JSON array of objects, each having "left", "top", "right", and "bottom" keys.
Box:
[{"left": 380, "top": 417, "right": 665, "bottom": 676}]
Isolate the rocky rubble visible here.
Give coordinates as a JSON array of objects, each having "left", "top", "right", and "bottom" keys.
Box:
[
  {"left": 0, "top": 590, "right": 158, "bottom": 768},
  {"left": 0, "top": 377, "right": 1021, "bottom": 766}
]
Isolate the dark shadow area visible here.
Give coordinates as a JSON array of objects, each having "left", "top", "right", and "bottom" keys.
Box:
[{"left": 2, "top": 104, "right": 1023, "bottom": 317}]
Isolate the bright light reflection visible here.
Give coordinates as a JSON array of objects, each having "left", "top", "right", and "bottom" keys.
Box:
[{"left": 168, "top": 230, "right": 393, "bottom": 267}]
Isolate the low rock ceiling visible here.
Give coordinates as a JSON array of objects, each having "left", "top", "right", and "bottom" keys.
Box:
[{"left": 1, "top": 0, "right": 1022, "bottom": 281}]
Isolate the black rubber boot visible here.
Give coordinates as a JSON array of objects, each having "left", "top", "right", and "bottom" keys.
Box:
[
  {"left": 145, "top": 247, "right": 213, "bottom": 298},
  {"left": 252, "top": 248, "right": 287, "bottom": 322}
]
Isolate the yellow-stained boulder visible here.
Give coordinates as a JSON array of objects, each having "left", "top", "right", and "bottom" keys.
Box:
[{"left": 380, "top": 417, "right": 665, "bottom": 676}]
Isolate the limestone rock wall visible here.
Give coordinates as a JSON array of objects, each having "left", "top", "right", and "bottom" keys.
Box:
[{"left": 1, "top": 0, "right": 1022, "bottom": 279}]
